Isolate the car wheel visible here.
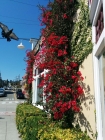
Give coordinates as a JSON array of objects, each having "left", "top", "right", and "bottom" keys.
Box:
[{"left": 4, "top": 93, "right": 7, "bottom": 97}]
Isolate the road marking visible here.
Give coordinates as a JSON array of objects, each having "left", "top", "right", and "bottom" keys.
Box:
[
  {"left": 1, "top": 102, "right": 5, "bottom": 104},
  {"left": 5, "top": 99, "right": 9, "bottom": 101},
  {"left": 9, "top": 101, "right": 12, "bottom": 104},
  {"left": 1, "top": 98, "right": 15, "bottom": 101},
  {"left": 0, "top": 101, "right": 25, "bottom": 104},
  {"left": 14, "top": 93, "right": 17, "bottom": 100},
  {"left": 15, "top": 101, "right": 19, "bottom": 103},
  {"left": 0, "top": 111, "right": 15, "bottom": 116}
]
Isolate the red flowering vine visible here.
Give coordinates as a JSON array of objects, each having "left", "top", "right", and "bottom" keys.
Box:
[
  {"left": 25, "top": 50, "right": 35, "bottom": 84},
  {"left": 24, "top": 50, "right": 35, "bottom": 103},
  {"left": 35, "top": 0, "right": 84, "bottom": 127}
]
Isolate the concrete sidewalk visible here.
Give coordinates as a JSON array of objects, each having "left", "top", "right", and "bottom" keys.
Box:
[{"left": 0, "top": 102, "right": 21, "bottom": 140}]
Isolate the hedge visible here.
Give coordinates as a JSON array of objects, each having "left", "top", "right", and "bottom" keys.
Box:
[
  {"left": 16, "top": 103, "right": 47, "bottom": 140},
  {"left": 16, "top": 103, "right": 92, "bottom": 140}
]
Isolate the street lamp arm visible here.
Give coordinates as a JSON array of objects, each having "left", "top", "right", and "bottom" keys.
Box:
[
  {"left": 0, "top": 37, "right": 38, "bottom": 41},
  {"left": 17, "top": 38, "right": 39, "bottom": 49},
  {"left": 18, "top": 38, "right": 38, "bottom": 41},
  {"left": 0, "top": 37, "right": 39, "bottom": 49}
]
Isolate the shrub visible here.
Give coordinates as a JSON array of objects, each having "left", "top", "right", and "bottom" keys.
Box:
[
  {"left": 16, "top": 103, "right": 47, "bottom": 140},
  {"left": 16, "top": 103, "right": 92, "bottom": 140},
  {"left": 37, "top": 122, "right": 92, "bottom": 140}
]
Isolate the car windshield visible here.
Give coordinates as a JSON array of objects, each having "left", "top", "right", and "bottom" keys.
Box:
[{"left": 17, "top": 89, "right": 22, "bottom": 92}]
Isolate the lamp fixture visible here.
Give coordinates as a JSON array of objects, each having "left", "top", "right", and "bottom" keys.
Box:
[{"left": 17, "top": 42, "right": 25, "bottom": 49}]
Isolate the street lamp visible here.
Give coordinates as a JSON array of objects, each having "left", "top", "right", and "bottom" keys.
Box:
[
  {"left": 17, "top": 38, "right": 38, "bottom": 49},
  {"left": 0, "top": 37, "right": 39, "bottom": 50},
  {"left": 17, "top": 42, "right": 25, "bottom": 49}
]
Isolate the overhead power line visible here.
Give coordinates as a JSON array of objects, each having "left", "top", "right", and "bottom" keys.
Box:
[
  {"left": 8, "top": 0, "right": 37, "bottom": 7},
  {"left": 7, "top": 0, "right": 49, "bottom": 6},
  {"left": 0, "top": 37, "right": 38, "bottom": 41},
  {"left": 0, "top": 21, "right": 40, "bottom": 26},
  {"left": 0, "top": 14, "right": 38, "bottom": 23}
]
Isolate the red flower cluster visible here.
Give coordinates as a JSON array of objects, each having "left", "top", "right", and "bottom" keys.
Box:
[
  {"left": 25, "top": 50, "right": 35, "bottom": 84},
  {"left": 47, "top": 33, "right": 68, "bottom": 47},
  {"left": 59, "top": 86, "right": 71, "bottom": 94},
  {"left": 53, "top": 99, "right": 80, "bottom": 120},
  {"left": 35, "top": 0, "right": 84, "bottom": 121},
  {"left": 58, "top": 49, "right": 67, "bottom": 56},
  {"left": 41, "top": 10, "right": 52, "bottom": 26},
  {"left": 63, "top": 13, "right": 68, "bottom": 19}
]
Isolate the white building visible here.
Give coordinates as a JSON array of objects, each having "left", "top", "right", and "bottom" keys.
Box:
[
  {"left": 31, "top": 37, "right": 45, "bottom": 110},
  {"left": 89, "top": 0, "right": 105, "bottom": 139}
]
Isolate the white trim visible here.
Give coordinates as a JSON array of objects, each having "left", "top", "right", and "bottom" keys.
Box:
[
  {"left": 103, "top": 0, "right": 105, "bottom": 28},
  {"left": 94, "top": 30, "right": 105, "bottom": 56},
  {"left": 89, "top": 0, "right": 98, "bottom": 22},
  {"left": 92, "top": 0, "right": 102, "bottom": 26},
  {"left": 92, "top": 1, "right": 105, "bottom": 138},
  {"left": 93, "top": 49, "right": 103, "bottom": 140},
  {"left": 33, "top": 104, "right": 43, "bottom": 110},
  {"left": 92, "top": 26, "right": 105, "bottom": 140},
  {"left": 32, "top": 68, "right": 48, "bottom": 108},
  {"left": 92, "top": 26, "right": 96, "bottom": 44},
  {"left": 99, "top": 55, "right": 105, "bottom": 139},
  {"left": 32, "top": 79, "right": 35, "bottom": 104}
]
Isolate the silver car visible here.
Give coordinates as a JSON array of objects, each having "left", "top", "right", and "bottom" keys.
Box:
[{"left": 0, "top": 88, "right": 6, "bottom": 97}]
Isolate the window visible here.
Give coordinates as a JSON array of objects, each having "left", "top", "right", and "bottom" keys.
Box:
[
  {"left": 37, "top": 76, "right": 43, "bottom": 102},
  {"left": 88, "top": 0, "right": 92, "bottom": 9},
  {"left": 38, "top": 68, "right": 44, "bottom": 75},
  {"left": 89, "top": 0, "right": 92, "bottom": 5},
  {"left": 33, "top": 69, "right": 48, "bottom": 107},
  {"left": 96, "top": 6, "right": 104, "bottom": 43}
]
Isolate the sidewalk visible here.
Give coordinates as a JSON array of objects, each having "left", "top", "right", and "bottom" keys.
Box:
[{"left": 0, "top": 102, "right": 21, "bottom": 140}]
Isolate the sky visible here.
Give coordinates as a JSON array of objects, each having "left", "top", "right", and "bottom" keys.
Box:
[{"left": 0, "top": 0, "right": 49, "bottom": 81}]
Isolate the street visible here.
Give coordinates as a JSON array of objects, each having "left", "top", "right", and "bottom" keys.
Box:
[
  {"left": 0, "top": 90, "right": 25, "bottom": 140},
  {"left": 0, "top": 89, "right": 25, "bottom": 102},
  {"left": 0, "top": 89, "right": 25, "bottom": 116}
]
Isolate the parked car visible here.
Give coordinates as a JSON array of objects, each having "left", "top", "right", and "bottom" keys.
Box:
[
  {"left": 4, "top": 87, "right": 8, "bottom": 90},
  {"left": 16, "top": 88, "right": 25, "bottom": 99},
  {"left": 0, "top": 88, "right": 6, "bottom": 97},
  {"left": 7, "top": 87, "right": 11, "bottom": 90}
]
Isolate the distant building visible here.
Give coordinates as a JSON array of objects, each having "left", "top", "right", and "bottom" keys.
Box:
[{"left": 0, "top": 71, "right": 3, "bottom": 87}]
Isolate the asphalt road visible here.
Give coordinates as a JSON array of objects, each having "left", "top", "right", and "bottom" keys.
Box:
[{"left": 0, "top": 90, "right": 25, "bottom": 102}]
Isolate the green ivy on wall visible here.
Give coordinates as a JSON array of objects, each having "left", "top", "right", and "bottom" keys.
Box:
[{"left": 71, "top": 0, "right": 92, "bottom": 64}]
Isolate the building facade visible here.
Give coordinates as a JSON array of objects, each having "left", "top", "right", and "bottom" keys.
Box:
[
  {"left": 89, "top": 0, "right": 105, "bottom": 139},
  {"left": 0, "top": 72, "right": 3, "bottom": 87},
  {"left": 32, "top": 41, "right": 96, "bottom": 139},
  {"left": 31, "top": 1, "right": 105, "bottom": 139},
  {"left": 32, "top": 37, "right": 47, "bottom": 109}
]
